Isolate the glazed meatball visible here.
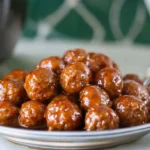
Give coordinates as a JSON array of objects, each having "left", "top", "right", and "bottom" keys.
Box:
[
  {"left": 0, "top": 79, "right": 27, "bottom": 105},
  {"left": 112, "top": 61, "right": 120, "bottom": 71},
  {"left": 63, "top": 48, "right": 89, "bottom": 65},
  {"left": 3, "top": 69, "right": 28, "bottom": 82},
  {"left": 88, "top": 52, "right": 96, "bottom": 58},
  {"left": 85, "top": 105, "right": 119, "bottom": 131},
  {"left": 146, "top": 86, "right": 150, "bottom": 95},
  {"left": 80, "top": 85, "right": 112, "bottom": 111},
  {"left": 45, "top": 95, "right": 83, "bottom": 131},
  {"left": 60, "top": 62, "right": 92, "bottom": 94},
  {"left": 123, "top": 80, "right": 150, "bottom": 113},
  {"left": 37, "top": 56, "right": 65, "bottom": 75},
  {"left": 114, "top": 95, "right": 148, "bottom": 127},
  {"left": 95, "top": 68, "right": 123, "bottom": 99},
  {"left": 24, "top": 68, "right": 58, "bottom": 101},
  {"left": 123, "top": 74, "right": 143, "bottom": 84},
  {"left": 19, "top": 101, "right": 46, "bottom": 128},
  {"left": 89, "top": 53, "right": 113, "bottom": 73},
  {"left": 0, "top": 101, "right": 19, "bottom": 127}
]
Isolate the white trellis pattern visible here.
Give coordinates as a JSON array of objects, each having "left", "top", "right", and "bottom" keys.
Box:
[
  {"left": 109, "top": 0, "right": 146, "bottom": 43},
  {"left": 36, "top": 0, "right": 105, "bottom": 41},
  {"left": 24, "top": 0, "right": 149, "bottom": 43}
]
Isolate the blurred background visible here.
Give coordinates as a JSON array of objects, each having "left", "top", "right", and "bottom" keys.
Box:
[
  {"left": 23, "top": 0, "right": 150, "bottom": 44},
  {"left": 1, "top": 0, "right": 150, "bottom": 77}
]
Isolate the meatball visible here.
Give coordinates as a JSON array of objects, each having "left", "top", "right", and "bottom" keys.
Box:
[
  {"left": 0, "top": 79, "right": 27, "bottom": 106},
  {"left": 95, "top": 68, "right": 123, "bottom": 99},
  {"left": 19, "top": 101, "right": 46, "bottom": 128},
  {"left": 37, "top": 56, "right": 65, "bottom": 75},
  {"left": 60, "top": 62, "right": 92, "bottom": 94},
  {"left": 122, "top": 80, "right": 150, "bottom": 113},
  {"left": 146, "top": 86, "right": 150, "bottom": 95},
  {"left": 123, "top": 74, "right": 143, "bottom": 84},
  {"left": 3, "top": 69, "right": 28, "bottom": 82},
  {"left": 89, "top": 53, "right": 113, "bottom": 73},
  {"left": 63, "top": 48, "right": 89, "bottom": 65},
  {"left": 88, "top": 52, "right": 96, "bottom": 58},
  {"left": 24, "top": 68, "right": 58, "bottom": 101},
  {"left": 112, "top": 61, "right": 120, "bottom": 71},
  {"left": 80, "top": 85, "right": 112, "bottom": 111},
  {"left": 0, "top": 101, "right": 19, "bottom": 127},
  {"left": 85, "top": 105, "right": 119, "bottom": 131},
  {"left": 45, "top": 95, "right": 83, "bottom": 131},
  {"left": 114, "top": 95, "right": 148, "bottom": 127}
]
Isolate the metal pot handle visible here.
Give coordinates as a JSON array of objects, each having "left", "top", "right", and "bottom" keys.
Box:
[{"left": 0, "top": 0, "right": 10, "bottom": 31}]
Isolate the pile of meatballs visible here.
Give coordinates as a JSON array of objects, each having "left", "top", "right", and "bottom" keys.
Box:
[{"left": 0, "top": 48, "right": 150, "bottom": 131}]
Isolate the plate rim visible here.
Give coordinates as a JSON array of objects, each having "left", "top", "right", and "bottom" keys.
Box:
[{"left": 0, "top": 123, "right": 150, "bottom": 137}]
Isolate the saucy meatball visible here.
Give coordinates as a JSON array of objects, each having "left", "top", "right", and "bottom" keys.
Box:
[
  {"left": 123, "top": 80, "right": 150, "bottom": 113},
  {"left": 95, "top": 68, "right": 123, "bottom": 99},
  {"left": 60, "top": 62, "right": 92, "bottom": 94},
  {"left": 37, "top": 56, "right": 65, "bottom": 75},
  {"left": 88, "top": 52, "right": 96, "bottom": 58},
  {"left": 0, "top": 101, "right": 19, "bottom": 127},
  {"left": 114, "top": 95, "right": 148, "bottom": 127},
  {"left": 3, "top": 69, "right": 28, "bottom": 82},
  {"left": 24, "top": 68, "right": 58, "bottom": 101},
  {"left": 45, "top": 95, "right": 83, "bottom": 131},
  {"left": 80, "top": 85, "right": 112, "bottom": 111},
  {"left": 89, "top": 53, "right": 113, "bottom": 73},
  {"left": 19, "top": 101, "right": 46, "bottom": 128},
  {"left": 112, "top": 61, "right": 120, "bottom": 71},
  {"left": 123, "top": 74, "right": 143, "bottom": 84},
  {"left": 63, "top": 48, "right": 89, "bottom": 65},
  {"left": 146, "top": 86, "right": 150, "bottom": 95},
  {"left": 0, "top": 79, "right": 27, "bottom": 106},
  {"left": 85, "top": 105, "right": 119, "bottom": 131}
]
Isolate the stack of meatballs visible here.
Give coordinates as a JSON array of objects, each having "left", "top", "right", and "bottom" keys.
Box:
[{"left": 0, "top": 48, "right": 150, "bottom": 131}]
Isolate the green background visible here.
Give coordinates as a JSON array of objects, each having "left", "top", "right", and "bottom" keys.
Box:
[{"left": 23, "top": 0, "right": 150, "bottom": 44}]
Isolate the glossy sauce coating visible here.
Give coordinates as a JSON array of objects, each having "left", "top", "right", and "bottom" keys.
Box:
[
  {"left": 80, "top": 85, "right": 112, "bottom": 111},
  {"left": 3, "top": 69, "right": 28, "bottom": 82},
  {"left": 146, "top": 86, "right": 150, "bottom": 95},
  {"left": 60, "top": 62, "right": 92, "bottom": 94},
  {"left": 24, "top": 68, "right": 58, "bottom": 101},
  {"left": 63, "top": 48, "right": 89, "bottom": 65},
  {"left": 123, "top": 80, "right": 150, "bottom": 113},
  {"left": 89, "top": 53, "right": 113, "bottom": 73},
  {"left": 0, "top": 79, "right": 27, "bottom": 105},
  {"left": 38, "top": 56, "right": 65, "bottom": 75},
  {"left": 0, "top": 50, "right": 149, "bottom": 131},
  {"left": 114, "top": 95, "right": 148, "bottom": 127},
  {"left": 0, "top": 101, "right": 19, "bottom": 127},
  {"left": 45, "top": 95, "right": 83, "bottom": 131},
  {"left": 95, "top": 68, "right": 123, "bottom": 99},
  {"left": 88, "top": 52, "right": 96, "bottom": 58},
  {"left": 112, "top": 61, "right": 120, "bottom": 71},
  {"left": 19, "top": 101, "right": 46, "bottom": 128},
  {"left": 85, "top": 105, "right": 119, "bottom": 131},
  {"left": 123, "top": 74, "right": 143, "bottom": 84}
]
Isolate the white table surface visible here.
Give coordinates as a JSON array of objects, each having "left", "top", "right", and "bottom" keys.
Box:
[{"left": 0, "top": 39, "right": 150, "bottom": 150}]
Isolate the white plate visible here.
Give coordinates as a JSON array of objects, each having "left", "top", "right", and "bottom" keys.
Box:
[
  {"left": 0, "top": 40, "right": 150, "bottom": 150},
  {"left": 1, "top": 124, "right": 150, "bottom": 150}
]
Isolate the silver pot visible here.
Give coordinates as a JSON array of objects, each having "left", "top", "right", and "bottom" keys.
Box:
[{"left": 0, "top": 0, "right": 26, "bottom": 61}]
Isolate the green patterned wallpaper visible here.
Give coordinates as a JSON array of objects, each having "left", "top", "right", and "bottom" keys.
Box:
[{"left": 23, "top": 0, "right": 150, "bottom": 44}]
